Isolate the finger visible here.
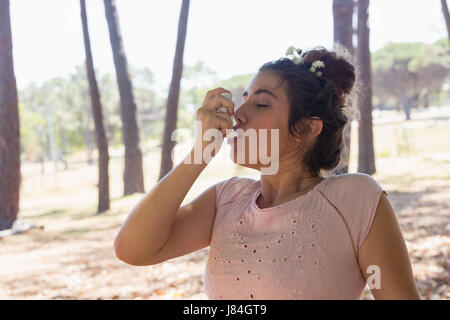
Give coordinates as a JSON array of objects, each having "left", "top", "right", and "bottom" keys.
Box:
[
  {"left": 205, "top": 87, "right": 231, "bottom": 101},
  {"left": 215, "top": 117, "right": 232, "bottom": 136},
  {"left": 214, "top": 111, "right": 233, "bottom": 129},
  {"left": 215, "top": 120, "right": 232, "bottom": 138},
  {"left": 209, "top": 95, "right": 235, "bottom": 115}
]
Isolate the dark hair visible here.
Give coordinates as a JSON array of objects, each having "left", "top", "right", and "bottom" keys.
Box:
[{"left": 257, "top": 46, "right": 357, "bottom": 177}]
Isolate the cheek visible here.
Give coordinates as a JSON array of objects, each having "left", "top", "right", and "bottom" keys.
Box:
[
  {"left": 247, "top": 109, "right": 291, "bottom": 148},
  {"left": 254, "top": 119, "right": 291, "bottom": 153},
  {"left": 252, "top": 112, "right": 283, "bottom": 131}
]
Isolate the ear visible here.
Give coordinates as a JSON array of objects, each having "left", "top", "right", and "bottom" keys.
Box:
[
  {"left": 308, "top": 117, "right": 323, "bottom": 139},
  {"left": 292, "top": 117, "right": 322, "bottom": 143}
]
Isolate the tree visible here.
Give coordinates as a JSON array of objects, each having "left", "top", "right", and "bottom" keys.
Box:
[
  {"left": 356, "top": 0, "right": 376, "bottom": 174},
  {"left": 158, "top": 0, "right": 190, "bottom": 180},
  {"left": 103, "top": 0, "right": 144, "bottom": 195},
  {"left": 81, "top": 0, "right": 110, "bottom": 213},
  {"left": 441, "top": 0, "right": 450, "bottom": 44},
  {"left": 333, "top": 0, "right": 354, "bottom": 55},
  {"left": 20, "top": 70, "right": 94, "bottom": 163},
  {"left": 332, "top": 0, "right": 355, "bottom": 175},
  {"left": 0, "top": 0, "right": 21, "bottom": 231},
  {"left": 372, "top": 40, "right": 449, "bottom": 117}
]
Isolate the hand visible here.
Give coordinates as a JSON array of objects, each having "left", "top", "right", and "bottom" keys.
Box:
[{"left": 193, "top": 87, "right": 235, "bottom": 158}]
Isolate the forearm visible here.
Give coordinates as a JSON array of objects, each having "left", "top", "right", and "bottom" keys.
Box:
[{"left": 114, "top": 149, "right": 207, "bottom": 264}]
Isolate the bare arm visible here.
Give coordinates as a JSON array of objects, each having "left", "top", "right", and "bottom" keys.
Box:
[
  {"left": 114, "top": 87, "right": 234, "bottom": 266},
  {"left": 358, "top": 193, "right": 421, "bottom": 299},
  {"left": 114, "top": 150, "right": 208, "bottom": 266}
]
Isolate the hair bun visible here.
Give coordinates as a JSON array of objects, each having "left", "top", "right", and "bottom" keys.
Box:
[{"left": 301, "top": 47, "right": 355, "bottom": 98}]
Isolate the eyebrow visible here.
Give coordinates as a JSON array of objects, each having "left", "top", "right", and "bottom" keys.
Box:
[{"left": 242, "top": 88, "right": 277, "bottom": 99}]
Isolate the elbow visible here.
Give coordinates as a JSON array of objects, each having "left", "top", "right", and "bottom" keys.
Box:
[
  {"left": 113, "top": 236, "right": 157, "bottom": 266},
  {"left": 113, "top": 234, "right": 138, "bottom": 265},
  {"left": 113, "top": 237, "right": 124, "bottom": 261},
  {"left": 113, "top": 235, "right": 131, "bottom": 264}
]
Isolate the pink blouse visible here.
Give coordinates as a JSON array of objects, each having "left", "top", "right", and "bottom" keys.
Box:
[{"left": 203, "top": 173, "right": 387, "bottom": 299}]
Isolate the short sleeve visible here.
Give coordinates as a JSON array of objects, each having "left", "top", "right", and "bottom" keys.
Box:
[
  {"left": 215, "top": 176, "right": 241, "bottom": 209},
  {"left": 349, "top": 173, "right": 387, "bottom": 252},
  {"left": 336, "top": 173, "right": 387, "bottom": 254},
  {"left": 213, "top": 176, "right": 257, "bottom": 229},
  {"left": 215, "top": 176, "right": 257, "bottom": 209}
]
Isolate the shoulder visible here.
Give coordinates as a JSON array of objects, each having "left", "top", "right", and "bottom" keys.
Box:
[
  {"left": 318, "top": 173, "right": 388, "bottom": 252},
  {"left": 215, "top": 176, "right": 259, "bottom": 208},
  {"left": 325, "top": 172, "right": 383, "bottom": 190},
  {"left": 319, "top": 172, "right": 386, "bottom": 200},
  {"left": 215, "top": 175, "right": 258, "bottom": 191}
]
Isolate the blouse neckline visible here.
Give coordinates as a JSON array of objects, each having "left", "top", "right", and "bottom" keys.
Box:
[{"left": 251, "top": 177, "right": 328, "bottom": 213}]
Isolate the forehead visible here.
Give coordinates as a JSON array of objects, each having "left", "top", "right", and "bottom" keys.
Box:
[{"left": 246, "top": 72, "right": 286, "bottom": 98}]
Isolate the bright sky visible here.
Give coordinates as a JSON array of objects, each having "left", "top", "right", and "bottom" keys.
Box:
[{"left": 10, "top": 0, "right": 447, "bottom": 95}]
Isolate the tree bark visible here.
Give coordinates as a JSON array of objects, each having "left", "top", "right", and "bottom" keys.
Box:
[
  {"left": 333, "top": 0, "right": 354, "bottom": 55},
  {"left": 158, "top": 0, "right": 190, "bottom": 181},
  {"left": 83, "top": 106, "right": 94, "bottom": 165},
  {"left": 441, "top": 0, "right": 450, "bottom": 44},
  {"left": 0, "top": 0, "right": 21, "bottom": 231},
  {"left": 356, "top": 0, "right": 376, "bottom": 175},
  {"left": 103, "top": 0, "right": 144, "bottom": 195},
  {"left": 332, "top": 0, "right": 355, "bottom": 175},
  {"left": 81, "top": 0, "right": 110, "bottom": 213}
]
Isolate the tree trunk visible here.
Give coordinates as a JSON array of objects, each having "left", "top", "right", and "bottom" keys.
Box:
[
  {"left": 401, "top": 96, "right": 412, "bottom": 121},
  {"left": 45, "top": 104, "right": 59, "bottom": 170},
  {"left": 83, "top": 106, "right": 94, "bottom": 165},
  {"left": 158, "top": 0, "right": 190, "bottom": 180},
  {"left": 423, "top": 90, "right": 430, "bottom": 109},
  {"left": 103, "top": 0, "right": 144, "bottom": 195},
  {"left": 0, "top": 0, "right": 21, "bottom": 231},
  {"left": 158, "top": 0, "right": 190, "bottom": 181},
  {"left": 332, "top": 0, "right": 354, "bottom": 176},
  {"left": 58, "top": 127, "right": 69, "bottom": 170},
  {"left": 333, "top": 0, "right": 354, "bottom": 55},
  {"left": 441, "top": 0, "right": 450, "bottom": 44},
  {"left": 356, "top": 0, "right": 376, "bottom": 175},
  {"left": 81, "top": 0, "right": 110, "bottom": 213}
]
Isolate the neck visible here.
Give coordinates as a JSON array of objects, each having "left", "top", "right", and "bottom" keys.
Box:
[{"left": 258, "top": 157, "right": 323, "bottom": 209}]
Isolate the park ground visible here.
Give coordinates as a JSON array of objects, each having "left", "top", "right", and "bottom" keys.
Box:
[{"left": 0, "top": 107, "right": 449, "bottom": 299}]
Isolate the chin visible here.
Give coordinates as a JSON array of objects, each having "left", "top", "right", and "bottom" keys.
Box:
[
  {"left": 228, "top": 145, "right": 261, "bottom": 170},
  {"left": 227, "top": 133, "right": 279, "bottom": 174}
]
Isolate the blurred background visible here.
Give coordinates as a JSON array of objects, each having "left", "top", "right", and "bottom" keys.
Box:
[{"left": 0, "top": 0, "right": 448, "bottom": 299}]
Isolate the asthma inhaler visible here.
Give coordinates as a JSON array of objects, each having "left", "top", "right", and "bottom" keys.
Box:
[
  {"left": 216, "top": 92, "right": 232, "bottom": 113},
  {"left": 217, "top": 92, "right": 238, "bottom": 139}
]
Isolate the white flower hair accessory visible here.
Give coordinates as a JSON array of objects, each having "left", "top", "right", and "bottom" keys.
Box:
[
  {"left": 285, "top": 46, "right": 304, "bottom": 65},
  {"left": 309, "top": 60, "right": 325, "bottom": 77},
  {"left": 285, "top": 46, "right": 325, "bottom": 77}
]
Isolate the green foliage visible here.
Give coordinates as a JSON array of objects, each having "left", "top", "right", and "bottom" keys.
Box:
[
  {"left": 218, "top": 74, "right": 254, "bottom": 90},
  {"left": 182, "top": 61, "right": 219, "bottom": 89},
  {"left": 372, "top": 38, "right": 450, "bottom": 110},
  {"left": 18, "top": 62, "right": 223, "bottom": 162},
  {"left": 19, "top": 103, "right": 46, "bottom": 161},
  {"left": 18, "top": 59, "right": 322, "bottom": 163},
  {"left": 372, "top": 39, "right": 450, "bottom": 72}
]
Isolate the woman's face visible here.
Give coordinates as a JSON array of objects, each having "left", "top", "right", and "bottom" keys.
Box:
[{"left": 229, "top": 71, "right": 301, "bottom": 172}]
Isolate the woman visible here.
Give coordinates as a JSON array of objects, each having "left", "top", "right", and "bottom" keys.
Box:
[{"left": 114, "top": 47, "right": 420, "bottom": 300}]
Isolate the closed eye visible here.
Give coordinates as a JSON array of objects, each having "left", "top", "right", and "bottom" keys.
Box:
[{"left": 257, "top": 104, "right": 269, "bottom": 108}]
